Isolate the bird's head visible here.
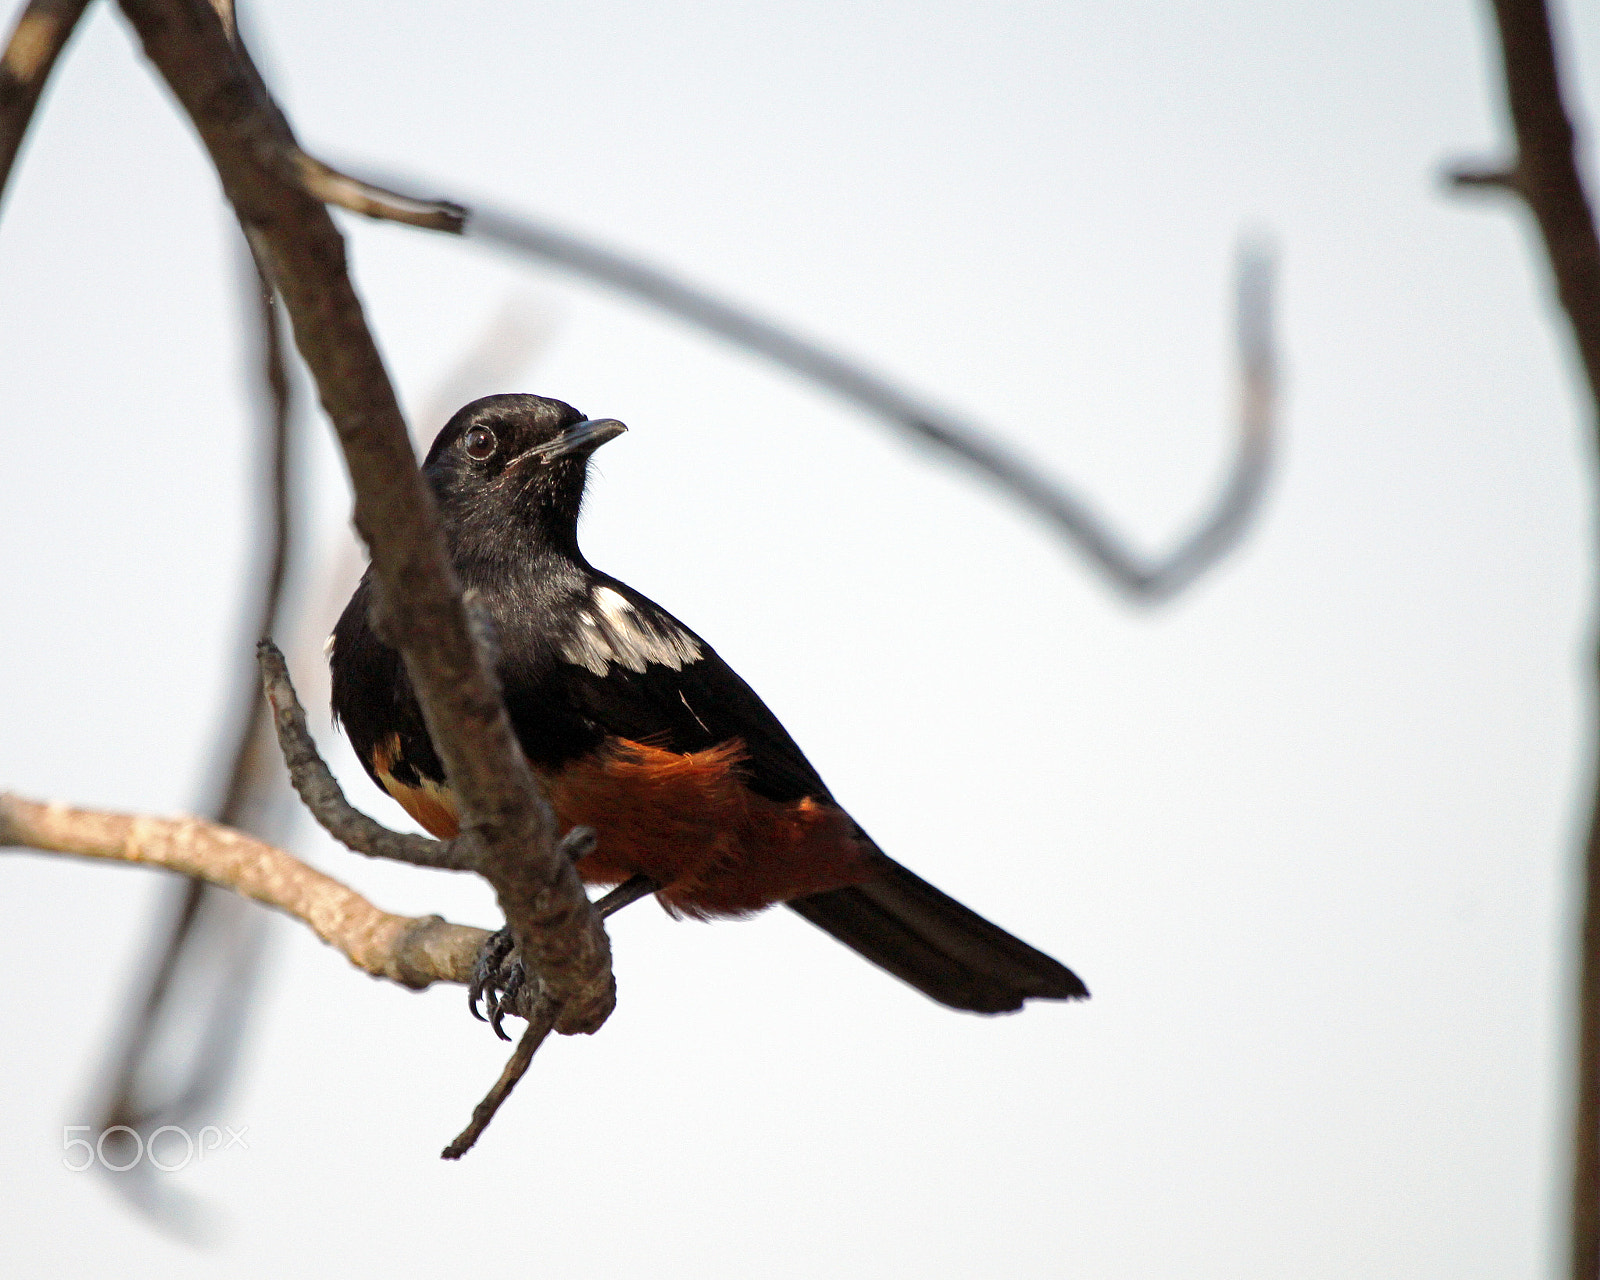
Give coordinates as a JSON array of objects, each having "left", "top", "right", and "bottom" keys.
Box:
[{"left": 423, "top": 393, "right": 627, "bottom": 558}]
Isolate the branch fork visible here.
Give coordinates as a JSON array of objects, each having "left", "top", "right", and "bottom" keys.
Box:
[{"left": 257, "top": 638, "right": 600, "bottom": 1153}]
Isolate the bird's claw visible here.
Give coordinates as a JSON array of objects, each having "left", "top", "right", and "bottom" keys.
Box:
[
  {"left": 489, "top": 963, "right": 526, "bottom": 1041},
  {"left": 466, "top": 831, "right": 606, "bottom": 1038},
  {"left": 468, "top": 927, "right": 525, "bottom": 1038}
]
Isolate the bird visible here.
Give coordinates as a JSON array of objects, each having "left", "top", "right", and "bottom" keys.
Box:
[{"left": 329, "top": 393, "right": 1087, "bottom": 1017}]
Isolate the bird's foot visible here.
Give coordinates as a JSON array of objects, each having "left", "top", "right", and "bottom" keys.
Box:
[
  {"left": 468, "top": 927, "right": 527, "bottom": 1041},
  {"left": 466, "top": 831, "right": 592, "bottom": 1037}
]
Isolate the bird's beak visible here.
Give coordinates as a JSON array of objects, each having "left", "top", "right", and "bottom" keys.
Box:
[{"left": 522, "top": 418, "right": 628, "bottom": 464}]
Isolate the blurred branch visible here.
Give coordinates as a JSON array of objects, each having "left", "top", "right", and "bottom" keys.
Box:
[
  {"left": 413, "top": 299, "right": 559, "bottom": 438},
  {"left": 97, "top": 290, "right": 557, "bottom": 1189},
  {"left": 462, "top": 203, "right": 1276, "bottom": 601},
  {"left": 0, "top": 791, "right": 491, "bottom": 987},
  {"left": 0, "top": 0, "right": 92, "bottom": 212},
  {"left": 349, "top": 164, "right": 1278, "bottom": 601},
  {"left": 115, "top": 0, "right": 614, "bottom": 1035},
  {"left": 216, "top": 253, "right": 294, "bottom": 831},
  {"left": 92, "top": 245, "right": 292, "bottom": 1228},
  {"left": 1448, "top": 2, "right": 1600, "bottom": 1277},
  {"left": 1447, "top": 1, "right": 1600, "bottom": 399}
]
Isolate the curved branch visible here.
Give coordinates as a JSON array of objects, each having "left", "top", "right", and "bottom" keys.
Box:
[
  {"left": 257, "top": 640, "right": 472, "bottom": 871},
  {"left": 463, "top": 203, "right": 1277, "bottom": 600},
  {"left": 0, "top": 0, "right": 93, "bottom": 213},
  {"left": 338, "top": 165, "right": 1278, "bottom": 601},
  {"left": 0, "top": 792, "right": 489, "bottom": 988}
]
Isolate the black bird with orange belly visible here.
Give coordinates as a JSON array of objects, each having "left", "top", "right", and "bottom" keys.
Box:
[{"left": 330, "top": 394, "right": 1087, "bottom": 1015}]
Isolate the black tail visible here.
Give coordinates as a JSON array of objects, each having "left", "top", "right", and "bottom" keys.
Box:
[{"left": 786, "top": 859, "right": 1088, "bottom": 1014}]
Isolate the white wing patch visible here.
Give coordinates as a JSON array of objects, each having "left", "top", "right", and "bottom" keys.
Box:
[{"left": 558, "top": 586, "right": 703, "bottom": 676}]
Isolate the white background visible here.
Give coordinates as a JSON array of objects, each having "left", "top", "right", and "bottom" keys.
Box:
[{"left": 2, "top": 1, "right": 1597, "bottom": 1276}]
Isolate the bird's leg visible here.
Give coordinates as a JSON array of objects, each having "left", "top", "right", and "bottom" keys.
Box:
[
  {"left": 593, "top": 873, "right": 659, "bottom": 918},
  {"left": 563, "top": 823, "right": 659, "bottom": 917}
]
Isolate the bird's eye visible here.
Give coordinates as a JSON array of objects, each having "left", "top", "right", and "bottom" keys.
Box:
[{"left": 463, "top": 426, "right": 497, "bottom": 460}]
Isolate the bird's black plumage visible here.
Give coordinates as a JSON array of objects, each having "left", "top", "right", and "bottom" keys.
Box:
[{"left": 330, "top": 393, "right": 1086, "bottom": 1013}]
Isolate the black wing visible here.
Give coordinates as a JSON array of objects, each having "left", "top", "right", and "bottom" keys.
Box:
[
  {"left": 544, "top": 574, "right": 835, "bottom": 805},
  {"left": 524, "top": 573, "right": 1091, "bottom": 1012}
]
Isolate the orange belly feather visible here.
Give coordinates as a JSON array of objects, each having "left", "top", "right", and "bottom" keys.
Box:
[{"left": 371, "top": 734, "right": 877, "bottom": 919}]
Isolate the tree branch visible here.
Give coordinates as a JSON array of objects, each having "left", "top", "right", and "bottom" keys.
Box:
[
  {"left": 113, "top": 0, "right": 613, "bottom": 1035},
  {"left": 333, "top": 155, "right": 1275, "bottom": 601},
  {"left": 0, "top": 0, "right": 93, "bottom": 212},
  {"left": 257, "top": 639, "right": 473, "bottom": 872},
  {"left": 0, "top": 792, "right": 489, "bottom": 988},
  {"left": 1457, "top": 0, "right": 1600, "bottom": 402},
  {"left": 287, "top": 150, "right": 464, "bottom": 233},
  {"left": 92, "top": 242, "right": 292, "bottom": 1228},
  {"left": 212, "top": 251, "right": 294, "bottom": 827},
  {"left": 352, "top": 171, "right": 1277, "bottom": 602},
  {"left": 441, "top": 998, "right": 557, "bottom": 1160},
  {"left": 463, "top": 205, "right": 1276, "bottom": 601},
  {"left": 1449, "top": 2, "right": 1600, "bottom": 1276}
]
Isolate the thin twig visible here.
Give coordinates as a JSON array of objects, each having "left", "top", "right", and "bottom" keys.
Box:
[
  {"left": 455, "top": 199, "right": 1277, "bottom": 601},
  {"left": 442, "top": 997, "right": 558, "bottom": 1160},
  {"left": 93, "top": 244, "right": 292, "bottom": 1223},
  {"left": 219, "top": 18, "right": 464, "bottom": 233},
  {"left": 257, "top": 639, "right": 473, "bottom": 871},
  {"left": 339, "top": 167, "right": 1277, "bottom": 600},
  {"left": 0, "top": 0, "right": 92, "bottom": 213},
  {"left": 592, "top": 873, "right": 659, "bottom": 918},
  {"left": 286, "top": 150, "right": 464, "bottom": 233},
  {"left": 117, "top": 0, "right": 613, "bottom": 1035},
  {"left": 1447, "top": 165, "right": 1523, "bottom": 194},
  {"left": 0, "top": 791, "right": 491, "bottom": 987},
  {"left": 215, "top": 251, "right": 295, "bottom": 825},
  {"left": 261, "top": 638, "right": 627, "bottom": 1038},
  {"left": 1449, "top": 3, "right": 1600, "bottom": 1276}
]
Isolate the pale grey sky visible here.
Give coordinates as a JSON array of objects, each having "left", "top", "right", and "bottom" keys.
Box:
[{"left": 3, "top": 1, "right": 1597, "bottom": 1276}]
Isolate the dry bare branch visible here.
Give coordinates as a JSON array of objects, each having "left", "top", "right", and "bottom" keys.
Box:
[
  {"left": 457, "top": 201, "right": 1277, "bottom": 601},
  {"left": 0, "top": 0, "right": 92, "bottom": 210},
  {"left": 114, "top": 0, "right": 613, "bottom": 1035},
  {"left": 441, "top": 998, "right": 557, "bottom": 1160},
  {"left": 257, "top": 639, "right": 472, "bottom": 871},
  {"left": 1448, "top": 2, "right": 1600, "bottom": 1275},
  {"left": 333, "top": 164, "right": 1277, "bottom": 600},
  {"left": 1449, "top": 0, "right": 1600, "bottom": 400},
  {"left": 93, "top": 245, "right": 292, "bottom": 1226},
  {"left": 0, "top": 791, "right": 490, "bottom": 987},
  {"left": 259, "top": 637, "right": 638, "bottom": 986},
  {"left": 287, "top": 150, "right": 464, "bottom": 233}
]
